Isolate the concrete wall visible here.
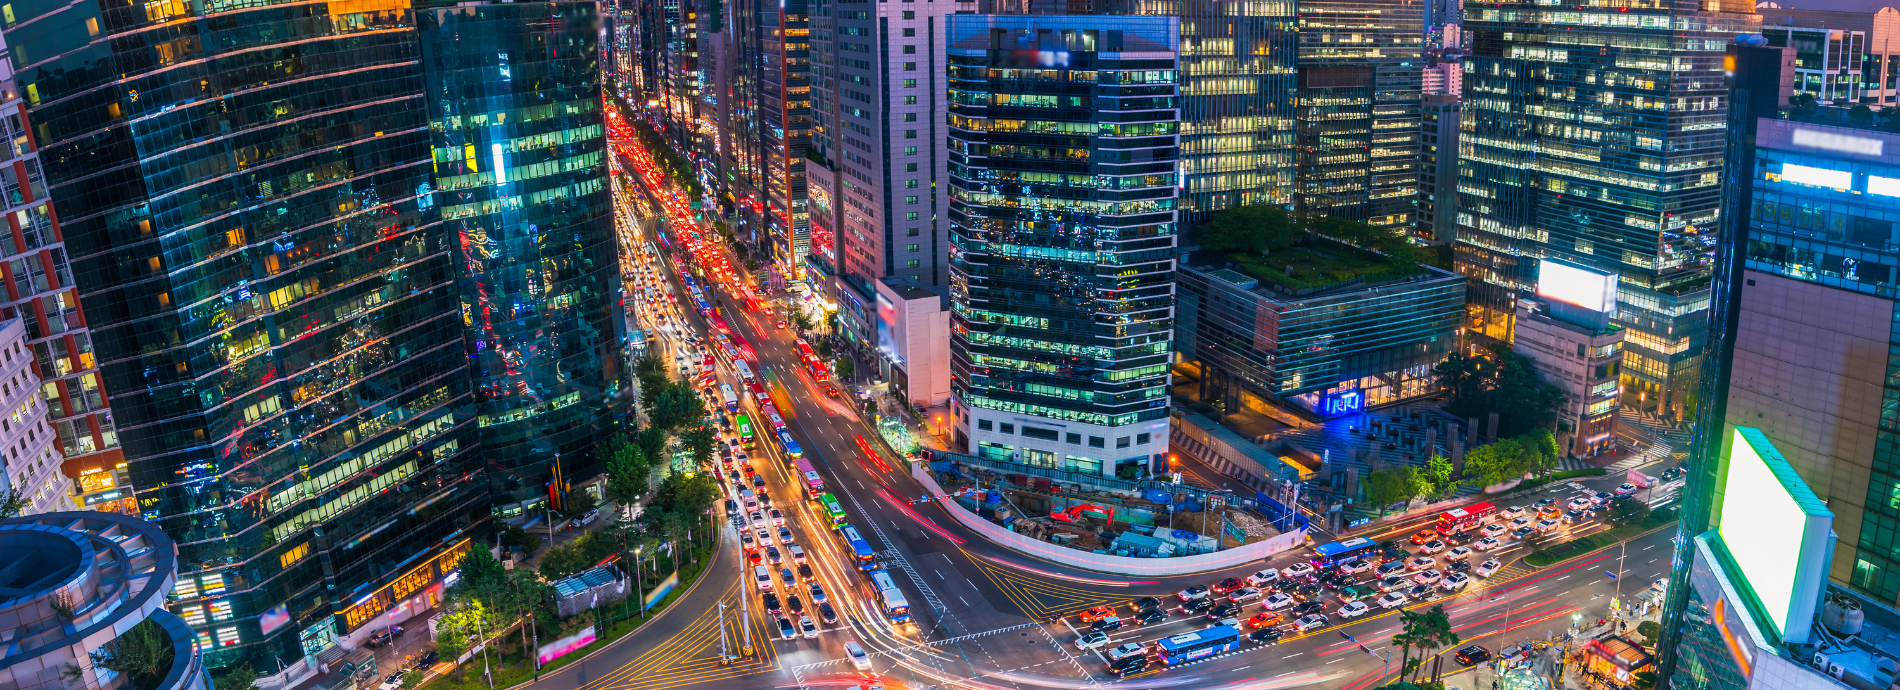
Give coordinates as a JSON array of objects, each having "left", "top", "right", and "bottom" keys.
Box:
[{"left": 915, "top": 464, "right": 1308, "bottom": 575}]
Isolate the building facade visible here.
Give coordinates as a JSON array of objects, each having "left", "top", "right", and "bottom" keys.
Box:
[
  {"left": 0, "top": 317, "right": 65, "bottom": 513},
  {"left": 1176, "top": 250, "right": 1465, "bottom": 418},
  {"left": 874, "top": 276, "right": 951, "bottom": 409},
  {"left": 946, "top": 15, "right": 1180, "bottom": 479},
  {"left": 1756, "top": 0, "right": 1900, "bottom": 107},
  {"left": 1511, "top": 297, "right": 1623, "bottom": 457},
  {"left": 1418, "top": 93, "right": 1460, "bottom": 244},
  {"left": 1453, "top": 0, "right": 1756, "bottom": 419},
  {"left": 1294, "top": 0, "right": 1425, "bottom": 232}
]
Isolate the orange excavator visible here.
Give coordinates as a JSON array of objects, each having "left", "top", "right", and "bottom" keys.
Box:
[{"left": 1050, "top": 504, "right": 1114, "bottom": 523}]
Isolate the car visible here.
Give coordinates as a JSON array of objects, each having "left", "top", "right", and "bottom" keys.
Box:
[
  {"left": 1293, "top": 600, "right": 1327, "bottom": 616},
  {"left": 1448, "top": 559, "right": 1473, "bottom": 573},
  {"left": 1660, "top": 467, "right": 1685, "bottom": 481},
  {"left": 1076, "top": 632, "right": 1111, "bottom": 650},
  {"left": 1377, "top": 560, "right": 1410, "bottom": 576},
  {"left": 377, "top": 672, "right": 404, "bottom": 690},
  {"left": 1376, "top": 592, "right": 1408, "bottom": 609},
  {"left": 1178, "top": 585, "right": 1211, "bottom": 601},
  {"left": 1475, "top": 559, "right": 1503, "bottom": 578},
  {"left": 780, "top": 567, "right": 797, "bottom": 588},
  {"left": 1512, "top": 526, "right": 1537, "bottom": 541},
  {"left": 1217, "top": 616, "right": 1244, "bottom": 631},
  {"left": 1264, "top": 593, "right": 1296, "bottom": 610},
  {"left": 1228, "top": 587, "right": 1264, "bottom": 603},
  {"left": 1134, "top": 608, "right": 1168, "bottom": 626},
  {"left": 787, "top": 595, "right": 805, "bottom": 615},
  {"left": 1133, "top": 596, "right": 1162, "bottom": 611},
  {"left": 1183, "top": 597, "right": 1216, "bottom": 614},
  {"left": 846, "top": 640, "right": 873, "bottom": 670},
  {"left": 741, "top": 531, "right": 756, "bottom": 548},
  {"left": 810, "top": 583, "right": 828, "bottom": 603},
  {"left": 1407, "top": 556, "right": 1436, "bottom": 571},
  {"left": 1445, "top": 531, "right": 1477, "bottom": 546},
  {"left": 751, "top": 475, "right": 766, "bottom": 488},
  {"left": 766, "top": 546, "right": 782, "bottom": 564},
  {"left": 1337, "top": 601, "right": 1371, "bottom": 619},
  {"left": 763, "top": 592, "right": 782, "bottom": 613},
  {"left": 1414, "top": 569, "right": 1444, "bottom": 585},
  {"left": 1213, "top": 577, "right": 1245, "bottom": 594},
  {"left": 1249, "top": 628, "right": 1284, "bottom": 645},
  {"left": 1248, "top": 611, "right": 1283, "bottom": 628},
  {"left": 1206, "top": 603, "right": 1241, "bottom": 620},
  {"left": 1446, "top": 546, "right": 1473, "bottom": 562},
  {"left": 777, "top": 616, "right": 797, "bottom": 640},
  {"left": 1110, "top": 656, "right": 1150, "bottom": 677},
  {"left": 1248, "top": 569, "right": 1281, "bottom": 586},
  {"left": 1080, "top": 606, "right": 1117, "bottom": 623},
  {"left": 366, "top": 626, "right": 403, "bottom": 648},
  {"left": 1296, "top": 614, "right": 1328, "bottom": 632},
  {"left": 1340, "top": 559, "right": 1375, "bottom": 575},
  {"left": 1281, "top": 562, "right": 1317, "bottom": 580},
  {"left": 1533, "top": 497, "right": 1557, "bottom": 510},
  {"left": 728, "top": 469, "right": 742, "bottom": 482},
  {"left": 779, "top": 527, "right": 795, "bottom": 543},
  {"left": 1508, "top": 516, "right": 1533, "bottom": 530},
  {"left": 776, "top": 320, "right": 788, "bottom": 329},
  {"left": 1405, "top": 584, "right": 1437, "bottom": 602},
  {"left": 1092, "top": 615, "right": 1125, "bottom": 632},
  {"left": 1481, "top": 523, "right": 1508, "bottom": 537},
  {"left": 1567, "top": 497, "right": 1593, "bottom": 512},
  {"left": 1501, "top": 506, "right": 1527, "bottom": 520},
  {"left": 770, "top": 509, "right": 786, "bottom": 525},
  {"left": 1563, "top": 509, "right": 1587, "bottom": 524},
  {"left": 747, "top": 550, "right": 763, "bottom": 565},
  {"left": 800, "top": 616, "right": 818, "bottom": 638},
  {"left": 1378, "top": 575, "right": 1410, "bottom": 592},
  {"left": 756, "top": 527, "right": 773, "bottom": 543},
  {"left": 750, "top": 510, "right": 765, "bottom": 523},
  {"left": 1106, "top": 642, "right": 1148, "bottom": 662},
  {"left": 1616, "top": 482, "right": 1640, "bottom": 496},
  {"left": 798, "top": 563, "right": 815, "bottom": 581},
  {"left": 1294, "top": 582, "right": 1324, "bottom": 599},
  {"left": 1535, "top": 518, "right": 1561, "bottom": 533},
  {"left": 1410, "top": 529, "right": 1439, "bottom": 544},
  {"left": 413, "top": 649, "right": 439, "bottom": 669},
  {"left": 790, "top": 545, "right": 807, "bottom": 563},
  {"left": 1455, "top": 645, "right": 1492, "bottom": 665},
  {"left": 1442, "top": 573, "right": 1471, "bottom": 592},
  {"left": 1592, "top": 491, "right": 1614, "bottom": 506},
  {"left": 1419, "top": 540, "right": 1447, "bottom": 554}
]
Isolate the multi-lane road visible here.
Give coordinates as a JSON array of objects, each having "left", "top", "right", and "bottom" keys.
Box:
[{"left": 543, "top": 123, "right": 1679, "bottom": 690}]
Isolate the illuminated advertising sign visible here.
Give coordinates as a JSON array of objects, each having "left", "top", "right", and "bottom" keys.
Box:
[
  {"left": 1870, "top": 175, "right": 1900, "bottom": 198},
  {"left": 1716, "top": 426, "right": 1832, "bottom": 645},
  {"left": 1536, "top": 259, "right": 1618, "bottom": 314},
  {"left": 1321, "top": 390, "right": 1364, "bottom": 416},
  {"left": 1791, "top": 127, "right": 1885, "bottom": 157},
  {"left": 1779, "top": 163, "right": 1852, "bottom": 189}
]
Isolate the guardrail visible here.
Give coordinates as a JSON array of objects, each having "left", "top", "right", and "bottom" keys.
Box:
[{"left": 913, "top": 464, "right": 1307, "bottom": 575}]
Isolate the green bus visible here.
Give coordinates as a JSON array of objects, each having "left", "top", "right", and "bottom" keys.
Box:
[
  {"left": 819, "top": 493, "right": 847, "bottom": 527},
  {"left": 736, "top": 414, "right": 756, "bottom": 448}
]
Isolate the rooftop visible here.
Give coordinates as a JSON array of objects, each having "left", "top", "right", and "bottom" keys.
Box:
[{"left": 1193, "top": 237, "right": 1443, "bottom": 298}]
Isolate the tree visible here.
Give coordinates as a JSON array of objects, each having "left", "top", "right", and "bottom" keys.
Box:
[
  {"left": 792, "top": 311, "right": 814, "bottom": 331},
  {"left": 1635, "top": 620, "right": 1662, "bottom": 646},
  {"left": 1422, "top": 454, "right": 1459, "bottom": 501},
  {"left": 651, "top": 383, "right": 707, "bottom": 431},
  {"left": 1607, "top": 497, "right": 1652, "bottom": 526},
  {"left": 433, "top": 601, "right": 490, "bottom": 678},
  {"left": 604, "top": 434, "right": 652, "bottom": 511},
  {"left": 563, "top": 491, "right": 600, "bottom": 519},
  {"left": 400, "top": 671, "right": 424, "bottom": 690},
  {"left": 833, "top": 358, "right": 855, "bottom": 381},
  {"left": 1464, "top": 438, "right": 1529, "bottom": 488},
  {"left": 1392, "top": 605, "right": 1459, "bottom": 682},
  {"left": 681, "top": 425, "right": 718, "bottom": 468},
  {"left": 92, "top": 619, "right": 175, "bottom": 690},
  {"left": 1521, "top": 429, "right": 1561, "bottom": 478},
  {"left": 1434, "top": 344, "right": 1566, "bottom": 441},
  {"left": 498, "top": 522, "right": 535, "bottom": 552},
  {"left": 1194, "top": 204, "right": 1300, "bottom": 254},
  {"left": 0, "top": 486, "right": 28, "bottom": 521},
  {"left": 1365, "top": 467, "right": 1420, "bottom": 516},
  {"left": 215, "top": 665, "right": 259, "bottom": 690}
]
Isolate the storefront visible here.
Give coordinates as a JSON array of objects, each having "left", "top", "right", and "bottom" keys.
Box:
[{"left": 337, "top": 538, "right": 474, "bottom": 639}]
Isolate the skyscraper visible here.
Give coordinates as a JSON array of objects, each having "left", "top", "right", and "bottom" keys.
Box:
[
  {"left": 1453, "top": 0, "right": 1756, "bottom": 416},
  {"left": 3, "top": 0, "right": 615, "bottom": 667},
  {"left": 1294, "top": 0, "right": 1425, "bottom": 231},
  {"left": 946, "top": 15, "right": 1178, "bottom": 478}
]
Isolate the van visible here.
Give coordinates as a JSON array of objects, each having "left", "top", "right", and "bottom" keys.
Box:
[
  {"left": 789, "top": 545, "right": 808, "bottom": 563},
  {"left": 755, "top": 566, "right": 774, "bottom": 590}
]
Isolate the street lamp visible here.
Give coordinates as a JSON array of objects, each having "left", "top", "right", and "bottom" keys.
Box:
[{"left": 634, "top": 546, "right": 646, "bottom": 619}]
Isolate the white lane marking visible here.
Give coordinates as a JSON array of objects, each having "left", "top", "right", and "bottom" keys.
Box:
[
  {"left": 1328, "top": 658, "right": 1346, "bottom": 665},
  {"left": 1555, "top": 576, "right": 1570, "bottom": 581},
  {"left": 1283, "top": 653, "right": 1303, "bottom": 659},
  {"left": 936, "top": 570, "right": 945, "bottom": 580}
]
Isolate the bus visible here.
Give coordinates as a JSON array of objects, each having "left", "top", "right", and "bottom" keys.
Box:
[
  {"left": 1155, "top": 625, "right": 1240, "bottom": 665},
  {"left": 1435, "top": 502, "right": 1500, "bottom": 535},
  {"left": 794, "top": 457, "right": 824, "bottom": 498},
  {"left": 869, "top": 570, "right": 911, "bottom": 622},
  {"left": 794, "top": 341, "right": 830, "bottom": 382},
  {"left": 735, "top": 414, "right": 756, "bottom": 448},
  {"left": 734, "top": 359, "right": 755, "bottom": 382},
  {"left": 718, "top": 384, "right": 739, "bottom": 412},
  {"left": 839, "top": 525, "right": 877, "bottom": 569},
  {"left": 1311, "top": 537, "right": 1381, "bottom": 568},
  {"left": 778, "top": 431, "right": 803, "bottom": 460},
  {"left": 819, "top": 493, "right": 848, "bottom": 527}
]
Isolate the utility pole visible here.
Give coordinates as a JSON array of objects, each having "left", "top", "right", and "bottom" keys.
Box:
[
  {"left": 635, "top": 546, "right": 646, "bottom": 619},
  {"left": 718, "top": 600, "right": 732, "bottom": 665},
  {"left": 477, "top": 612, "right": 493, "bottom": 689}
]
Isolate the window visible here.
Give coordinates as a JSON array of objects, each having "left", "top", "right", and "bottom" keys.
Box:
[
  {"left": 1022, "top": 426, "right": 1058, "bottom": 441},
  {"left": 906, "top": 259, "right": 920, "bottom": 268},
  {"left": 902, "top": 45, "right": 916, "bottom": 54},
  {"left": 905, "top": 212, "right": 919, "bottom": 220},
  {"left": 902, "top": 28, "right": 915, "bottom": 36},
  {"left": 902, "top": 10, "right": 914, "bottom": 18},
  {"left": 1065, "top": 433, "right": 1081, "bottom": 444},
  {"left": 903, "top": 96, "right": 918, "bottom": 104},
  {"left": 904, "top": 79, "right": 917, "bottom": 88},
  {"left": 905, "top": 129, "right": 918, "bottom": 139},
  {"left": 905, "top": 179, "right": 918, "bottom": 188},
  {"left": 906, "top": 227, "right": 919, "bottom": 236},
  {"left": 904, "top": 112, "right": 917, "bottom": 122},
  {"left": 905, "top": 196, "right": 918, "bottom": 204},
  {"left": 1116, "top": 436, "right": 1131, "bottom": 448},
  {"left": 905, "top": 163, "right": 918, "bottom": 172},
  {"left": 1088, "top": 436, "right": 1105, "bottom": 448},
  {"left": 904, "top": 146, "right": 918, "bottom": 155},
  {"left": 977, "top": 419, "right": 992, "bottom": 431},
  {"left": 1000, "top": 423, "right": 1014, "bottom": 434},
  {"left": 904, "top": 61, "right": 917, "bottom": 70},
  {"left": 1137, "top": 433, "right": 1151, "bottom": 444},
  {"left": 906, "top": 244, "right": 920, "bottom": 252}
]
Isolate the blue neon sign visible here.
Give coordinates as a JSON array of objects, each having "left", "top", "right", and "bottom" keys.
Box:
[{"left": 1321, "top": 390, "right": 1364, "bottom": 416}]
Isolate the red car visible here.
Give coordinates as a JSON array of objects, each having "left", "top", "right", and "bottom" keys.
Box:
[
  {"left": 1410, "top": 529, "right": 1438, "bottom": 544},
  {"left": 1212, "top": 577, "right": 1244, "bottom": 594},
  {"left": 1079, "top": 606, "right": 1116, "bottom": 623}
]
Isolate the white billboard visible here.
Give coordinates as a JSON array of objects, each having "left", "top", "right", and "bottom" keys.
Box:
[
  {"left": 1536, "top": 259, "right": 1618, "bottom": 314},
  {"left": 1717, "top": 426, "right": 1833, "bottom": 645}
]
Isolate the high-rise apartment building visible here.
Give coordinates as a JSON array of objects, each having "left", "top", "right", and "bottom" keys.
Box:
[
  {"left": 1757, "top": 0, "right": 1900, "bottom": 107},
  {"left": 2, "top": 0, "right": 615, "bottom": 668},
  {"left": 946, "top": 15, "right": 1178, "bottom": 479},
  {"left": 1294, "top": 0, "right": 1424, "bottom": 231},
  {"left": 1453, "top": 0, "right": 1755, "bottom": 416},
  {"left": 806, "top": 0, "right": 968, "bottom": 350},
  {"left": 0, "top": 317, "right": 65, "bottom": 514}
]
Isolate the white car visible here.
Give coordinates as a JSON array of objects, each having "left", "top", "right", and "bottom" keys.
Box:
[
  {"left": 1337, "top": 601, "right": 1371, "bottom": 619},
  {"left": 1475, "top": 559, "right": 1503, "bottom": 578},
  {"left": 846, "top": 640, "right": 873, "bottom": 670},
  {"left": 1418, "top": 540, "right": 1447, "bottom": 555},
  {"left": 1340, "top": 559, "right": 1375, "bottom": 575},
  {"left": 1296, "top": 614, "right": 1329, "bottom": 632},
  {"left": 1281, "top": 563, "right": 1316, "bottom": 580},
  {"left": 1473, "top": 537, "right": 1501, "bottom": 552},
  {"left": 1508, "top": 517, "right": 1533, "bottom": 530},
  {"left": 1501, "top": 506, "right": 1527, "bottom": 520},
  {"left": 1106, "top": 642, "right": 1148, "bottom": 662},
  {"left": 1264, "top": 593, "right": 1296, "bottom": 610},
  {"left": 1481, "top": 523, "right": 1508, "bottom": 537},
  {"left": 1567, "top": 497, "right": 1593, "bottom": 512},
  {"left": 1535, "top": 519, "right": 1561, "bottom": 533},
  {"left": 1446, "top": 546, "right": 1473, "bottom": 562},
  {"left": 1178, "top": 585, "right": 1211, "bottom": 601},
  {"left": 770, "top": 509, "right": 786, "bottom": 526},
  {"left": 1248, "top": 569, "right": 1281, "bottom": 586},
  {"left": 800, "top": 615, "right": 819, "bottom": 639},
  {"left": 1441, "top": 573, "right": 1471, "bottom": 592},
  {"left": 1376, "top": 592, "right": 1408, "bottom": 609},
  {"left": 1414, "top": 569, "right": 1443, "bottom": 586},
  {"left": 1076, "top": 632, "right": 1111, "bottom": 650},
  {"left": 1407, "top": 556, "right": 1436, "bottom": 571},
  {"left": 1615, "top": 483, "right": 1640, "bottom": 496}
]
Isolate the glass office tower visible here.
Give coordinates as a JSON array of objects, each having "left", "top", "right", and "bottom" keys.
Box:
[
  {"left": 946, "top": 15, "right": 1179, "bottom": 479},
  {"left": 2, "top": 0, "right": 614, "bottom": 668},
  {"left": 1294, "top": 0, "right": 1425, "bottom": 231},
  {"left": 421, "top": 2, "right": 622, "bottom": 511}
]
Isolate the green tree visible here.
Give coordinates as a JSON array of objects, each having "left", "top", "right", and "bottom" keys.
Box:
[
  {"left": 1423, "top": 454, "right": 1459, "bottom": 501},
  {"left": 400, "top": 671, "right": 424, "bottom": 690},
  {"left": 563, "top": 491, "right": 600, "bottom": 519},
  {"left": 1434, "top": 344, "right": 1566, "bottom": 440},
  {"left": 1464, "top": 438, "right": 1529, "bottom": 488},
  {"left": 432, "top": 601, "right": 489, "bottom": 679},
  {"left": 0, "top": 486, "right": 28, "bottom": 521},
  {"left": 1607, "top": 497, "right": 1652, "bottom": 526},
  {"left": 682, "top": 425, "right": 718, "bottom": 468},
  {"left": 604, "top": 433, "right": 652, "bottom": 510},
  {"left": 651, "top": 383, "right": 707, "bottom": 431},
  {"left": 792, "top": 311, "right": 814, "bottom": 330},
  {"left": 498, "top": 522, "right": 535, "bottom": 552},
  {"left": 1522, "top": 429, "right": 1561, "bottom": 478},
  {"left": 833, "top": 358, "right": 855, "bottom": 381},
  {"left": 1635, "top": 620, "right": 1662, "bottom": 645},
  {"left": 1365, "top": 467, "right": 1420, "bottom": 516},
  {"left": 91, "top": 619, "right": 175, "bottom": 690},
  {"left": 1194, "top": 204, "right": 1300, "bottom": 254},
  {"left": 215, "top": 665, "right": 259, "bottom": 690},
  {"left": 1393, "top": 605, "right": 1459, "bottom": 682}
]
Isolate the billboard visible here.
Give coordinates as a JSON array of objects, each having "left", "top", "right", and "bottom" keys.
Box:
[
  {"left": 1715, "top": 426, "right": 1833, "bottom": 645},
  {"left": 1536, "top": 259, "right": 1618, "bottom": 314},
  {"left": 536, "top": 625, "right": 596, "bottom": 665}
]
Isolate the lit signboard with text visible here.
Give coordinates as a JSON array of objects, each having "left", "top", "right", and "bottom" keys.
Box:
[
  {"left": 1536, "top": 259, "right": 1617, "bottom": 314},
  {"left": 1321, "top": 390, "right": 1364, "bottom": 417},
  {"left": 1715, "top": 426, "right": 1832, "bottom": 645}
]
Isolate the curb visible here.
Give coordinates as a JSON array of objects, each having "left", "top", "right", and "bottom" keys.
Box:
[{"left": 1520, "top": 526, "right": 1670, "bottom": 571}]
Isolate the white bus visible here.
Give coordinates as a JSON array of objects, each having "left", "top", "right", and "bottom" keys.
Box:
[
  {"left": 735, "top": 359, "right": 755, "bottom": 382},
  {"left": 719, "top": 384, "right": 739, "bottom": 412},
  {"left": 868, "top": 570, "right": 910, "bottom": 623}
]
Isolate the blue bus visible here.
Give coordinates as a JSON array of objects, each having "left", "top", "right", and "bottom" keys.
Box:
[
  {"left": 1156, "top": 625, "right": 1240, "bottom": 665},
  {"left": 839, "top": 525, "right": 876, "bottom": 569},
  {"left": 869, "top": 570, "right": 910, "bottom": 622},
  {"left": 718, "top": 384, "right": 739, "bottom": 412},
  {"left": 1311, "top": 537, "right": 1381, "bottom": 568},
  {"left": 778, "top": 430, "right": 803, "bottom": 460}
]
